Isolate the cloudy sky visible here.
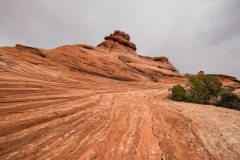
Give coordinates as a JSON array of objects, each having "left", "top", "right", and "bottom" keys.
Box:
[{"left": 1, "top": 0, "right": 240, "bottom": 79}]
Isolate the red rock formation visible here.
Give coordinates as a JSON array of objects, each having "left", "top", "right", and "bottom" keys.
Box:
[
  {"left": 197, "top": 71, "right": 204, "bottom": 76},
  {"left": 97, "top": 30, "right": 137, "bottom": 55},
  {"left": 97, "top": 31, "right": 179, "bottom": 75},
  {"left": 1, "top": 31, "right": 240, "bottom": 160}
]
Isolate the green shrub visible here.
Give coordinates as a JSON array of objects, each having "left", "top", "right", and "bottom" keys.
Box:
[
  {"left": 217, "top": 90, "right": 240, "bottom": 111},
  {"left": 169, "top": 84, "right": 186, "bottom": 101},
  {"left": 186, "top": 75, "right": 222, "bottom": 104},
  {"left": 226, "top": 86, "right": 235, "bottom": 91},
  {"left": 169, "top": 74, "right": 240, "bottom": 111}
]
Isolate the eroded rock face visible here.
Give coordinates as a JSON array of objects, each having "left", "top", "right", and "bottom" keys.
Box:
[{"left": 97, "top": 30, "right": 137, "bottom": 55}]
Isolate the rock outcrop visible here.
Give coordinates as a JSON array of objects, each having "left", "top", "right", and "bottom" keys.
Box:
[
  {"left": 138, "top": 55, "right": 180, "bottom": 74},
  {"left": 96, "top": 30, "right": 180, "bottom": 77},
  {"left": 97, "top": 30, "right": 137, "bottom": 55}
]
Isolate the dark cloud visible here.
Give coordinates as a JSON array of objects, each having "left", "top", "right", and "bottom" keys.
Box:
[{"left": 0, "top": 0, "right": 240, "bottom": 79}]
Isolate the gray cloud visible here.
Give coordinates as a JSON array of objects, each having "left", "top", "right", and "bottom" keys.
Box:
[{"left": 1, "top": 0, "right": 240, "bottom": 79}]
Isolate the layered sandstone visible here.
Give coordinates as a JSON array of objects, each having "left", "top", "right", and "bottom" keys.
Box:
[
  {"left": 0, "top": 31, "right": 240, "bottom": 160},
  {"left": 96, "top": 30, "right": 181, "bottom": 78},
  {"left": 97, "top": 30, "right": 137, "bottom": 55}
]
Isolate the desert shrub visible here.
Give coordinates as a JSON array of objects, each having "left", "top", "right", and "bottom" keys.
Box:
[
  {"left": 169, "top": 74, "right": 240, "bottom": 111},
  {"left": 226, "top": 86, "right": 235, "bottom": 91},
  {"left": 168, "top": 84, "right": 186, "bottom": 101},
  {"left": 217, "top": 90, "right": 240, "bottom": 111},
  {"left": 186, "top": 75, "right": 223, "bottom": 104}
]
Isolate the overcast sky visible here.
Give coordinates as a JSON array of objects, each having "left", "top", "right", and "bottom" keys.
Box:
[{"left": 1, "top": 0, "right": 240, "bottom": 79}]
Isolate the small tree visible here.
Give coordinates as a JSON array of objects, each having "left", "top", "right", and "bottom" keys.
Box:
[
  {"left": 186, "top": 75, "right": 222, "bottom": 104},
  {"left": 169, "top": 74, "right": 240, "bottom": 111},
  {"left": 169, "top": 84, "right": 186, "bottom": 101},
  {"left": 169, "top": 74, "right": 223, "bottom": 104}
]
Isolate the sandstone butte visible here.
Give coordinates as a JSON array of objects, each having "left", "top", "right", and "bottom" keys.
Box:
[{"left": 0, "top": 30, "right": 240, "bottom": 160}]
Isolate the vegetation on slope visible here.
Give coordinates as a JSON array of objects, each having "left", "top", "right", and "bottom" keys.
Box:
[{"left": 169, "top": 74, "right": 240, "bottom": 111}]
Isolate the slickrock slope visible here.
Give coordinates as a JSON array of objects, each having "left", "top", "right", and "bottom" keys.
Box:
[{"left": 0, "top": 31, "right": 240, "bottom": 160}]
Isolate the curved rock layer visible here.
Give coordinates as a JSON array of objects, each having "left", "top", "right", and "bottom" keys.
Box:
[{"left": 0, "top": 44, "right": 240, "bottom": 160}]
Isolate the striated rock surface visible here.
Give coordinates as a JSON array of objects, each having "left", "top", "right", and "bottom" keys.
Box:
[
  {"left": 138, "top": 55, "right": 180, "bottom": 74},
  {"left": 0, "top": 32, "right": 240, "bottom": 159}
]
